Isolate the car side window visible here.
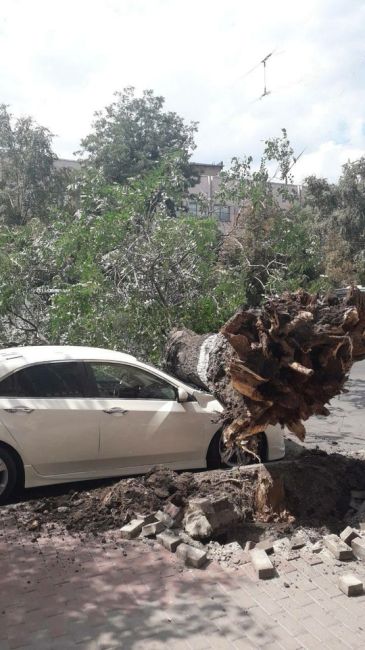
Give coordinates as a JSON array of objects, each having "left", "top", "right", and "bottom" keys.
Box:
[
  {"left": 88, "top": 363, "right": 177, "bottom": 400},
  {"left": 0, "top": 362, "right": 86, "bottom": 398}
]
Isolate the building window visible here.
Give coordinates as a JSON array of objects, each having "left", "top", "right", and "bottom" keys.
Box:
[{"left": 213, "top": 205, "right": 230, "bottom": 222}]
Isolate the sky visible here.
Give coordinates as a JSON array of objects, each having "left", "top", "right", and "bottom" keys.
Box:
[{"left": 1, "top": 0, "right": 364, "bottom": 182}]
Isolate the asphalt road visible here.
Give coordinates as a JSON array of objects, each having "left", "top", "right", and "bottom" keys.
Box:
[{"left": 301, "top": 358, "right": 365, "bottom": 455}]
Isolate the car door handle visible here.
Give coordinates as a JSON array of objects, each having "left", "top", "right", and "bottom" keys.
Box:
[
  {"left": 4, "top": 406, "right": 34, "bottom": 414},
  {"left": 103, "top": 407, "right": 128, "bottom": 415}
]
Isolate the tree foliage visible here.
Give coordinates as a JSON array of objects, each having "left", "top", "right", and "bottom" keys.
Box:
[
  {"left": 80, "top": 87, "right": 198, "bottom": 188},
  {"left": 216, "top": 130, "right": 327, "bottom": 305},
  {"left": 0, "top": 105, "right": 66, "bottom": 225}
]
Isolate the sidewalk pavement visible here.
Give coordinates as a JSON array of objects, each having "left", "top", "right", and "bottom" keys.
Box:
[{"left": 1, "top": 506, "right": 365, "bottom": 650}]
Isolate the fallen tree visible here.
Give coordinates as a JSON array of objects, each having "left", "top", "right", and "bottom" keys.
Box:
[{"left": 164, "top": 287, "right": 365, "bottom": 447}]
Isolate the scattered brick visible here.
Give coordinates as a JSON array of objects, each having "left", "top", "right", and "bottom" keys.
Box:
[
  {"left": 290, "top": 535, "right": 307, "bottom": 550},
  {"left": 250, "top": 549, "right": 275, "bottom": 579},
  {"left": 156, "top": 530, "right": 182, "bottom": 553},
  {"left": 141, "top": 521, "right": 165, "bottom": 537},
  {"left": 311, "top": 541, "right": 323, "bottom": 554},
  {"left": 323, "top": 534, "right": 353, "bottom": 561},
  {"left": 338, "top": 574, "right": 364, "bottom": 597},
  {"left": 120, "top": 519, "right": 143, "bottom": 539},
  {"left": 155, "top": 510, "right": 174, "bottom": 528},
  {"left": 255, "top": 538, "right": 274, "bottom": 554},
  {"left": 138, "top": 513, "right": 157, "bottom": 525},
  {"left": 164, "top": 502, "right": 183, "bottom": 524},
  {"left": 351, "top": 537, "right": 365, "bottom": 561},
  {"left": 340, "top": 526, "right": 360, "bottom": 546},
  {"left": 176, "top": 543, "right": 207, "bottom": 568}
]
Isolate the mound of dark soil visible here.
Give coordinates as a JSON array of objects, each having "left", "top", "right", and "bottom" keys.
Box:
[{"left": 7, "top": 449, "right": 365, "bottom": 538}]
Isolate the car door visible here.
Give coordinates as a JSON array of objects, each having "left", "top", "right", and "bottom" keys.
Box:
[
  {"left": 0, "top": 361, "right": 100, "bottom": 476},
  {"left": 85, "top": 361, "right": 217, "bottom": 471}
]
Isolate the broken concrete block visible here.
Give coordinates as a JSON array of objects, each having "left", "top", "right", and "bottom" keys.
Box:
[
  {"left": 340, "top": 526, "right": 360, "bottom": 547},
  {"left": 183, "top": 495, "right": 240, "bottom": 540},
  {"left": 311, "top": 541, "right": 323, "bottom": 554},
  {"left": 155, "top": 510, "right": 174, "bottom": 528},
  {"left": 176, "top": 543, "right": 207, "bottom": 568},
  {"left": 156, "top": 531, "right": 182, "bottom": 553},
  {"left": 350, "top": 490, "right": 365, "bottom": 500},
  {"left": 141, "top": 521, "right": 165, "bottom": 537},
  {"left": 120, "top": 519, "right": 143, "bottom": 539},
  {"left": 244, "top": 541, "right": 255, "bottom": 552},
  {"left": 136, "top": 513, "right": 157, "bottom": 526},
  {"left": 183, "top": 511, "right": 212, "bottom": 540},
  {"left": 290, "top": 535, "right": 307, "bottom": 550},
  {"left": 255, "top": 538, "right": 275, "bottom": 555},
  {"left": 351, "top": 537, "right": 365, "bottom": 561},
  {"left": 164, "top": 502, "right": 183, "bottom": 524},
  {"left": 323, "top": 534, "right": 353, "bottom": 561},
  {"left": 359, "top": 522, "right": 365, "bottom": 532},
  {"left": 250, "top": 549, "right": 275, "bottom": 579},
  {"left": 338, "top": 574, "right": 363, "bottom": 597}
]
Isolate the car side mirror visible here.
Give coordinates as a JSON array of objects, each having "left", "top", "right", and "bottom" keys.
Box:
[{"left": 177, "top": 387, "right": 189, "bottom": 403}]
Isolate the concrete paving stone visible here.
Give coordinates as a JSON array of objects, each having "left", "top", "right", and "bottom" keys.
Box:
[
  {"left": 282, "top": 587, "right": 316, "bottom": 608},
  {"left": 340, "top": 526, "right": 360, "bottom": 546},
  {"left": 293, "top": 631, "right": 324, "bottom": 649},
  {"left": 278, "top": 612, "right": 309, "bottom": 637},
  {"left": 312, "top": 574, "right": 344, "bottom": 598},
  {"left": 351, "top": 537, "right": 365, "bottom": 561},
  {"left": 232, "top": 638, "right": 257, "bottom": 650},
  {"left": 249, "top": 549, "right": 275, "bottom": 579},
  {"left": 338, "top": 573, "right": 363, "bottom": 596},
  {"left": 270, "top": 629, "right": 302, "bottom": 650},
  {"left": 252, "top": 592, "right": 285, "bottom": 616},
  {"left": 323, "top": 534, "right": 354, "bottom": 561}
]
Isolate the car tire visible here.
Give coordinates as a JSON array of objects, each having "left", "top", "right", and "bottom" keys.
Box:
[
  {"left": 0, "top": 446, "right": 18, "bottom": 504},
  {"left": 207, "top": 429, "right": 267, "bottom": 469}
]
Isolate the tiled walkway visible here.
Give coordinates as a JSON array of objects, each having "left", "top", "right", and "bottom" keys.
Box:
[{"left": 1, "top": 508, "right": 365, "bottom": 650}]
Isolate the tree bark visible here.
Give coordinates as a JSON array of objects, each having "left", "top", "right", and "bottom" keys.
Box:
[{"left": 164, "top": 287, "right": 365, "bottom": 446}]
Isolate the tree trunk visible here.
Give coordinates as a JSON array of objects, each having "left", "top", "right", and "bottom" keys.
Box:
[{"left": 164, "top": 287, "right": 365, "bottom": 446}]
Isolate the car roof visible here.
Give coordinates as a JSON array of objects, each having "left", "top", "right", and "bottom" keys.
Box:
[{"left": 0, "top": 345, "right": 137, "bottom": 378}]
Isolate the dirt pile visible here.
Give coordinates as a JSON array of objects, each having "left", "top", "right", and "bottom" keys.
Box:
[{"left": 9, "top": 448, "right": 364, "bottom": 539}]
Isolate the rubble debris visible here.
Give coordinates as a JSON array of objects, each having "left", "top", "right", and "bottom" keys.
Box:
[
  {"left": 183, "top": 496, "right": 241, "bottom": 540},
  {"left": 164, "top": 502, "right": 183, "bottom": 525},
  {"left": 176, "top": 543, "right": 208, "bottom": 568},
  {"left": 156, "top": 531, "right": 182, "bottom": 553},
  {"left": 255, "top": 538, "right": 275, "bottom": 554},
  {"left": 12, "top": 450, "right": 365, "bottom": 538},
  {"left": 165, "top": 287, "right": 365, "bottom": 449},
  {"left": 338, "top": 574, "right": 364, "bottom": 597},
  {"left": 351, "top": 537, "right": 365, "bottom": 561},
  {"left": 339, "top": 526, "right": 360, "bottom": 546},
  {"left": 290, "top": 535, "right": 307, "bottom": 550},
  {"left": 323, "top": 534, "right": 354, "bottom": 561},
  {"left": 120, "top": 519, "right": 144, "bottom": 539},
  {"left": 155, "top": 510, "right": 174, "bottom": 528},
  {"left": 141, "top": 521, "right": 165, "bottom": 537},
  {"left": 250, "top": 548, "right": 275, "bottom": 579}
]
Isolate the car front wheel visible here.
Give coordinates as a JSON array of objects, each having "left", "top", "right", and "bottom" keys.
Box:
[
  {"left": 207, "top": 430, "right": 267, "bottom": 469},
  {"left": 0, "top": 447, "right": 18, "bottom": 504}
]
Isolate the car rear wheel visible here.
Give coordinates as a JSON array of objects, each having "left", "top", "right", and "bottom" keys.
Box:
[
  {"left": 0, "top": 447, "right": 18, "bottom": 504},
  {"left": 207, "top": 430, "right": 267, "bottom": 469}
]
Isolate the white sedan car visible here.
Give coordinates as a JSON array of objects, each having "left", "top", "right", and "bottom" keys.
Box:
[{"left": 0, "top": 346, "right": 285, "bottom": 501}]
